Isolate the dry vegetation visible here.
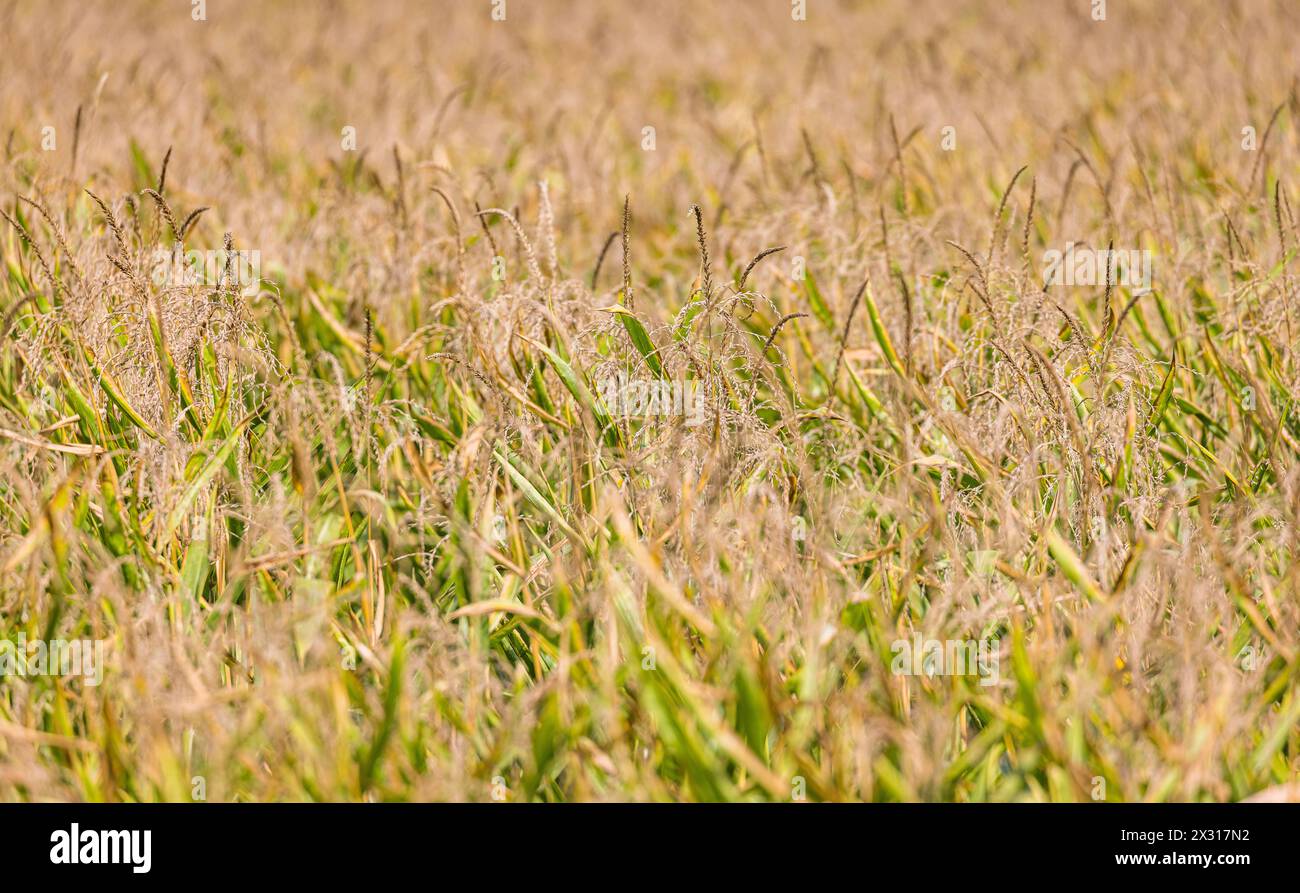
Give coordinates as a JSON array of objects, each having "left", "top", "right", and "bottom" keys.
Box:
[{"left": 1, "top": 0, "right": 1299, "bottom": 802}]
